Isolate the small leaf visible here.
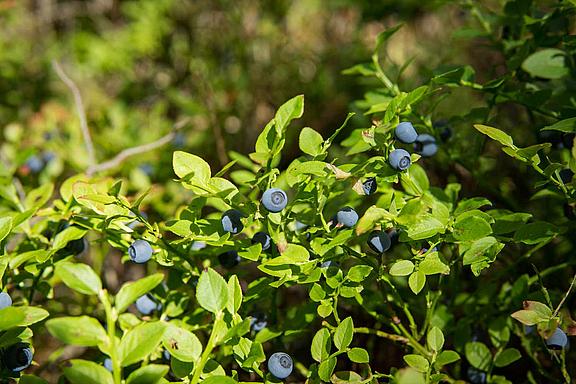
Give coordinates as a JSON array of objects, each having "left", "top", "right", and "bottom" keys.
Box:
[
  {"left": 494, "top": 348, "right": 521, "bottom": 367},
  {"left": 389, "top": 260, "right": 415, "bottom": 276},
  {"left": 318, "top": 356, "right": 337, "bottom": 382},
  {"left": 435, "top": 350, "right": 460, "bottom": 367},
  {"left": 334, "top": 317, "right": 354, "bottom": 351},
  {"left": 427, "top": 327, "right": 444, "bottom": 351},
  {"left": 115, "top": 273, "right": 164, "bottom": 313},
  {"left": 172, "top": 151, "right": 211, "bottom": 186},
  {"left": 46, "top": 316, "right": 107, "bottom": 347},
  {"left": 542, "top": 117, "right": 576, "bottom": 133},
  {"left": 311, "top": 328, "right": 331, "bottom": 362},
  {"left": 0, "top": 217, "right": 12, "bottom": 243},
  {"left": 409, "top": 271, "right": 426, "bottom": 294},
  {"left": 474, "top": 124, "right": 514, "bottom": 147},
  {"left": 55, "top": 262, "right": 102, "bottom": 295},
  {"left": 226, "top": 275, "right": 243, "bottom": 314},
  {"left": 510, "top": 309, "right": 547, "bottom": 325},
  {"left": 63, "top": 359, "right": 114, "bottom": 384},
  {"left": 299, "top": 127, "right": 324, "bottom": 156},
  {"left": 0, "top": 306, "right": 49, "bottom": 331},
  {"left": 162, "top": 323, "right": 202, "bottom": 363},
  {"left": 522, "top": 49, "right": 568, "bottom": 79},
  {"left": 196, "top": 268, "right": 228, "bottom": 314},
  {"left": 403, "top": 354, "right": 429, "bottom": 372},
  {"left": 514, "top": 222, "right": 557, "bottom": 245},
  {"left": 120, "top": 321, "right": 167, "bottom": 366},
  {"left": 126, "top": 364, "right": 170, "bottom": 384},
  {"left": 347, "top": 347, "right": 369, "bottom": 363},
  {"left": 347, "top": 265, "right": 373, "bottom": 282},
  {"left": 465, "top": 342, "right": 492, "bottom": 371}
]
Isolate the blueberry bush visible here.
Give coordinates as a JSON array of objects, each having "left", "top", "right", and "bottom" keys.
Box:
[{"left": 1, "top": 0, "right": 576, "bottom": 383}]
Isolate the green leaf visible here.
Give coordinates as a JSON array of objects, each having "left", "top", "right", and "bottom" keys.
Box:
[
  {"left": 514, "top": 222, "right": 557, "bottom": 244},
  {"left": 405, "top": 216, "right": 445, "bottom": 240},
  {"left": 403, "top": 354, "right": 429, "bottom": 372},
  {"left": 63, "top": 359, "right": 114, "bottom": 384},
  {"left": 419, "top": 252, "right": 450, "bottom": 275},
  {"left": 172, "top": 151, "right": 211, "bottom": 186},
  {"left": 375, "top": 23, "right": 403, "bottom": 50},
  {"left": 318, "top": 356, "right": 337, "bottom": 382},
  {"left": 126, "top": 364, "right": 170, "bottom": 384},
  {"left": 510, "top": 309, "right": 548, "bottom": 325},
  {"left": 523, "top": 301, "right": 552, "bottom": 317},
  {"left": 494, "top": 348, "right": 521, "bottom": 367},
  {"left": 453, "top": 215, "right": 492, "bottom": 241},
  {"left": 389, "top": 260, "right": 415, "bottom": 276},
  {"left": 226, "top": 275, "right": 243, "bottom": 314},
  {"left": 0, "top": 306, "right": 49, "bottom": 330},
  {"left": 202, "top": 377, "right": 237, "bottom": 384},
  {"left": 196, "top": 268, "right": 228, "bottom": 314},
  {"left": 115, "top": 273, "right": 164, "bottom": 313},
  {"left": 299, "top": 127, "right": 324, "bottom": 156},
  {"left": 474, "top": 124, "right": 514, "bottom": 147},
  {"left": 347, "top": 265, "right": 373, "bottom": 283},
  {"left": 347, "top": 347, "right": 369, "bottom": 363},
  {"left": 427, "top": 327, "right": 444, "bottom": 351},
  {"left": 334, "top": 317, "right": 354, "bottom": 351},
  {"left": 542, "top": 117, "right": 576, "bottom": 133},
  {"left": 120, "top": 321, "right": 167, "bottom": 367},
  {"left": 274, "top": 94, "right": 304, "bottom": 134},
  {"left": 311, "top": 328, "right": 331, "bottom": 363},
  {"left": 162, "top": 323, "right": 202, "bottom": 363},
  {"left": 355, "top": 206, "right": 392, "bottom": 235},
  {"left": 0, "top": 217, "right": 12, "bottom": 243},
  {"left": 435, "top": 350, "right": 460, "bottom": 367},
  {"left": 463, "top": 237, "right": 498, "bottom": 266},
  {"left": 465, "top": 342, "right": 492, "bottom": 371},
  {"left": 55, "top": 262, "right": 102, "bottom": 295},
  {"left": 521, "top": 49, "right": 568, "bottom": 79},
  {"left": 409, "top": 271, "right": 426, "bottom": 295},
  {"left": 19, "top": 375, "right": 49, "bottom": 384},
  {"left": 46, "top": 316, "right": 108, "bottom": 347}
]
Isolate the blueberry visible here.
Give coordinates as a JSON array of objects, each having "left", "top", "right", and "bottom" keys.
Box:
[
  {"left": 128, "top": 239, "right": 153, "bottom": 263},
  {"left": 295, "top": 221, "right": 308, "bottom": 231},
  {"left": 135, "top": 294, "right": 161, "bottom": 315},
  {"left": 163, "top": 350, "right": 171, "bottom": 361},
  {"left": 389, "top": 149, "right": 411, "bottom": 171},
  {"left": 467, "top": 367, "right": 487, "bottom": 384},
  {"left": 249, "top": 313, "right": 268, "bottom": 332},
  {"left": 65, "top": 237, "right": 87, "bottom": 257},
  {"left": 261, "top": 188, "right": 288, "bottom": 213},
  {"left": 367, "top": 231, "right": 391, "bottom": 254},
  {"left": 560, "top": 169, "right": 574, "bottom": 184},
  {"left": 0, "top": 292, "right": 12, "bottom": 310},
  {"left": 362, "top": 177, "right": 377, "bottom": 195},
  {"left": 524, "top": 325, "right": 535, "bottom": 335},
  {"left": 191, "top": 241, "right": 207, "bottom": 251},
  {"left": 221, "top": 209, "right": 244, "bottom": 234},
  {"left": 25, "top": 155, "right": 44, "bottom": 173},
  {"left": 321, "top": 260, "right": 338, "bottom": 268},
  {"left": 139, "top": 163, "right": 154, "bottom": 176},
  {"left": 219, "top": 251, "right": 240, "bottom": 268},
  {"left": 42, "top": 151, "right": 56, "bottom": 163},
  {"left": 104, "top": 358, "right": 113, "bottom": 372},
  {"left": 546, "top": 327, "right": 568, "bottom": 350},
  {"left": 395, "top": 122, "right": 418, "bottom": 144},
  {"left": 335, "top": 207, "right": 358, "bottom": 227},
  {"left": 414, "top": 134, "right": 438, "bottom": 157},
  {"left": 434, "top": 120, "right": 452, "bottom": 142},
  {"left": 2, "top": 343, "right": 33, "bottom": 373},
  {"left": 387, "top": 229, "right": 400, "bottom": 247},
  {"left": 252, "top": 232, "right": 272, "bottom": 251},
  {"left": 267, "top": 352, "right": 293, "bottom": 379}
]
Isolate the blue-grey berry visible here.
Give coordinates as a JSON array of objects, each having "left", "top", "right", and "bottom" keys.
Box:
[
  {"left": 261, "top": 188, "right": 288, "bottom": 213},
  {"left": 362, "top": 177, "right": 377, "bottom": 195},
  {"left": 163, "top": 350, "right": 171, "bottom": 361},
  {"left": 219, "top": 251, "right": 240, "bottom": 268},
  {"left": 414, "top": 134, "right": 438, "bottom": 157},
  {"left": 0, "top": 292, "right": 12, "bottom": 310},
  {"left": 267, "top": 352, "right": 293, "bottom": 379},
  {"left": 546, "top": 327, "right": 568, "bottom": 350},
  {"left": 135, "top": 294, "right": 160, "bottom": 315},
  {"left": 221, "top": 209, "right": 244, "bottom": 234},
  {"left": 250, "top": 313, "right": 267, "bottom": 332},
  {"left": 25, "top": 155, "right": 44, "bottom": 173},
  {"left": 321, "top": 260, "right": 338, "bottom": 269},
  {"left": 252, "top": 232, "right": 272, "bottom": 251},
  {"left": 367, "top": 231, "right": 391, "bottom": 254},
  {"left": 335, "top": 207, "right": 358, "bottom": 227},
  {"left": 395, "top": 122, "right": 418, "bottom": 144},
  {"left": 467, "top": 367, "right": 487, "bottom": 384},
  {"left": 191, "top": 241, "right": 206, "bottom": 251},
  {"left": 104, "top": 358, "right": 113, "bottom": 372},
  {"left": 389, "top": 149, "right": 411, "bottom": 171},
  {"left": 524, "top": 325, "right": 535, "bottom": 335},
  {"left": 3, "top": 343, "right": 33, "bottom": 373},
  {"left": 129, "top": 239, "right": 153, "bottom": 263}
]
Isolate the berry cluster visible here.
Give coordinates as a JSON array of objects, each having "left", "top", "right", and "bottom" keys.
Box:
[{"left": 389, "top": 121, "right": 439, "bottom": 171}]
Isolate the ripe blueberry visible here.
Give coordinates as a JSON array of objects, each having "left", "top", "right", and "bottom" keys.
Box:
[
  {"left": 252, "top": 232, "right": 272, "bottom": 251},
  {"left": 25, "top": 155, "right": 44, "bottom": 173},
  {"left": 524, "top": 325, "right": 535, "bottom": 335},
  {"left": 389, "top": 149, "right": 411, "bottom": 171},
  {"left": 135, "top": 294, "right": 161, "bottom": 315},
  {"left": 0, "top": 292, "right": 12, "bottom": 310},
  {"left": 219, "top": 251, "right": 240, "bottom": 268},
  {"left": 546, "top": 327, "right": 568, "bottom": 350},
  {"left": 367, "top": 231, "right": 391, "bottom": 254},
  {"left": 467, "top": 367, "right": 487, "bottom": 384},
  {"left": 335, "top": 207, "right": 358, "bottom": 228},
  {"left": 261, "top": 188, "right": 288, "bottom": 213},
  {"left": 191, "top": 241, "right": 206, "bottom": 251},
  {"left": 2, "top": 343, "right": 33, "bottom": 373},
  {"left": 414, "top": 134, "right": 438, "bottom": 157},
  {"left": 267, "top": 352, "right": 293, "bottom": 379},
  {"left": 221, "top": 209, "right": 244, "bottom": 234},
  {"left": 250, "top": 312, "right": 268, "bottom": 332},
  {"left": 395, "top": 122, "right": 418, "bottom": 144},
  {"left": 104, "top": 358, "right": 113, "bottom": 372},
  {"left": 128, "top": 239, "right": 153, "bottom": 263},
  {"left": 387, "top": 229, "right": 400, "bottom": 247},
  {"left": 321, "top": 260, "right": 338, "bottom": 268},
  {"left": 362, "top": 177, "right": 377, "bottom": 195}
]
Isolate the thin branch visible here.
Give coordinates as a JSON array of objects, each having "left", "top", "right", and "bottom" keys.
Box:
[
  {"left": 553, "top": 273, "right": 576, "bottom": 318},
  {"left": 87, "top": 118, "right": 190, "bottom": 175},
  {"left": 51, "top": 60, "right": 96, "bottom": 168}
]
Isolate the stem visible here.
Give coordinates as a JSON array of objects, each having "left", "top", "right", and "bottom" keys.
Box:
[
  {"left": 190, "top": 312, "right": 222, "bottom": 384},
  {"left": 397, "top": 323, "right": 430, "bottom": 358},
  {"left": 100, "top": 290, "right": 121, "bottom": 384},
  {"left": 552, "top": 273, "right": 576, "bottom": 318},
  {"left": 354, "top": 327, "right": 409, "bottom": 343}
]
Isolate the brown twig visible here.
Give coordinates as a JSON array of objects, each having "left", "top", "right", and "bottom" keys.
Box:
[{"left": 51, "top": 60, "right": 96, "bottom": 169}]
